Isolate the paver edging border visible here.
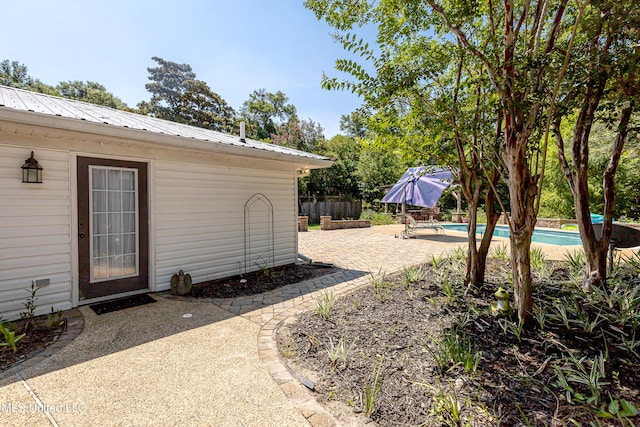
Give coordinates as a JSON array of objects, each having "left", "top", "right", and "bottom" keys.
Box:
[
  {"left": 0, "top": 308, "right": 84, "bottom": 380},
  {"left": 258, "top": 274, "right": 374, "bottom": 427}
]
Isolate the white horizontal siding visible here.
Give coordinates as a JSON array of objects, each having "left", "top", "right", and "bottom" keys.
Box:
[
  {"left": 0, "top": 146, "right": 72, "bottom": 320},
  {"left": 154, "top": 160, "right": 297, "bottom": 289}
]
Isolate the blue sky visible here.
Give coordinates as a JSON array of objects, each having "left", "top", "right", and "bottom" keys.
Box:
[{"left": 1, "top": 0, "right": 369, "bottom": 138}]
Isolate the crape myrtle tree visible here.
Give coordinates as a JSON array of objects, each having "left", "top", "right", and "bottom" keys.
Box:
[
  {"left": 443, "top": 57, "right": 505, "bottom": 286},
  {"left": 552, "top": 1, "right": 640, "bottom": 287},
  {"left": 370, "top": 51, "right": 505, "bottom": 286},
  {"left": 305, "top": 1, "right": 505, "bottom": 288},
  {"left": 306, "top": 0, "right": 581, "bottom": 324}
]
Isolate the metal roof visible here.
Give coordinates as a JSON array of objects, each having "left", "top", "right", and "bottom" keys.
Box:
[{"left": 0, "top": 85, "right": 330, "bottom": 163}]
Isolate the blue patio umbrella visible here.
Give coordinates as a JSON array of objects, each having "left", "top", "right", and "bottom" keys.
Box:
[{"left": 381, "top": 167, "right": 454, "bottom": 208}]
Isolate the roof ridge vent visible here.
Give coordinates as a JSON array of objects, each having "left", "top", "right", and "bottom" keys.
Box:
[{"left": 239, "top": 121, "right": 246, "bottom": 143}]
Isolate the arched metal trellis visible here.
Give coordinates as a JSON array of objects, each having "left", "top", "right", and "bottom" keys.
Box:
[{"left": 244, "top": 193, "right": 274, "bottom": 273}]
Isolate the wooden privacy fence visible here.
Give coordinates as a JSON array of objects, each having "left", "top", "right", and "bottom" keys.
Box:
[{"left": 300, "top": 200, "right": 362, "bottom": 224}]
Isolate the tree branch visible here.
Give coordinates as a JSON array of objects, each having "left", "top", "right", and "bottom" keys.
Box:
[{"left": 425, "top": 0, "right": 501, "bottom": 93}]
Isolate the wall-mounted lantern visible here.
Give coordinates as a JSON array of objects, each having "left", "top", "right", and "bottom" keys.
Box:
[{"left": 21, "top": 151, "right": 43, "bottom": 183}]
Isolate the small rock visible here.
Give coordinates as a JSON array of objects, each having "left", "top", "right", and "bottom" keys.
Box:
[
  {"left": 455, "top": 378, "right": 465, "bottom": 390},
  {"left": 307, "top": 413, "right": 335, "bottom": 427}
]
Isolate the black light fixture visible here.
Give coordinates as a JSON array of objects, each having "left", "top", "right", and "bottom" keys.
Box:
[{"left": 21, "top": 151, "right": 43, "bottom": 183}]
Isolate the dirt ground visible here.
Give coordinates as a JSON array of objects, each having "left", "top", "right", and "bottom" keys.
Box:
[{"left": 278, "top": 255, "right": 640, "bottom": 426}]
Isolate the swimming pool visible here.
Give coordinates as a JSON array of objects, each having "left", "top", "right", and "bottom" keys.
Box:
[{"left": 441, "top": 224, "right": 583, "bottom": 246}]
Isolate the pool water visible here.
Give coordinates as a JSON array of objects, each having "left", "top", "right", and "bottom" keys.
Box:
[{"left": 442, "top": 224, "right": 582, "bottom": 246}]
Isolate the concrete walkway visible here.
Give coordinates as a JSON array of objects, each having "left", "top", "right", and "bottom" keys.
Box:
[{"left": 0, "top": 225, "right": 511, "bottom": 426}]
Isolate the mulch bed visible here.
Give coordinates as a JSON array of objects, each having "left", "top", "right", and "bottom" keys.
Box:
[
  {"left": 278, "top": 257, "right": 640, "bottom": 426},
  {"left": 190, "top": 263, "right": 338, "bottom": 298},
  {"left": 1, "top": 317, "right": 66, "bottom": 373}
]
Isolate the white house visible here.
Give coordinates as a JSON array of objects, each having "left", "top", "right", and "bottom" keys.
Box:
[{"left": 0, "top": 86, "right": 331, "bottom": 320}]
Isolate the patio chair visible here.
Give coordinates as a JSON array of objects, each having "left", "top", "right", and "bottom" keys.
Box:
[{"left": 400, "top": 214, "right": 444, "bottom": 238}]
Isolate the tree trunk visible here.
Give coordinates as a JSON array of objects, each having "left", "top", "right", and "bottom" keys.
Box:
[
  {"left": 554, "top": 81, "right": 632, "bottom": 288},
  {"left": 466, "top": 201, "right": 481, "bottom": 285},
  {"left": 510, "top": 225, "right": 533, "bottom": 323},
  {"left": 504, "top": 132, "right": 537, "bottom": 325},
  {"left": 573, "top": 172, "right": 608, "bottom": 287}
]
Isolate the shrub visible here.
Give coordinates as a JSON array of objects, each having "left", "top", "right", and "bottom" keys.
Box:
[{"left": 360, "top": 209, "right": 397, "bottom": 225}]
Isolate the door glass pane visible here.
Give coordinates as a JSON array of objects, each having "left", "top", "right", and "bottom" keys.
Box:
[
  {"left": 92, "top": 191, "right": 106, "bottom": 213},
  {"left": 122, "top": 233, "right": 135, "bottom": 254},
  {"left": 93, "top": 236, "right": 108, "bottom": 257},
  {"left": 122, "top": 213, "right": 136, "bottom": 233},
  {"left": 108, "top": 235, "right": 122, "bottom": 256},
  {"left": 107, "top": 191, "right": 121, "bottom": 211},
  {"left": 108, "top": 255, "right": 123, "bottom": 277},
  {"left": 108, "top": 213, "right": 122, "bottom": 233},
  {"left": 94, "top": 257, "right": 108, "bottom": 279},
  {"left": 122, "top": 171, "right": 135, "bottom": 191},
  {"left": 93, "top": 213, "right": 107, "bottom": 234},
  {"left": 107, "top": 170, "right": 121, "bottom": 190},
  {"left": 90, "top": 166, "right": 138, "bottom": 282},
  {"left": 122, "top": 255, "right": 136, "bottom": 275},
  {"left": 92, "top": 169, "right": 106, "bottom": 190},
  {"left": 122, "top": 192, "right": 135, "bottom": 211}
]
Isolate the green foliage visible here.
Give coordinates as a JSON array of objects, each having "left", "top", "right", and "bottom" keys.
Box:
[
  {"left": 339, "top": 109, "right": 371, "bottom": 138},
  {"left": 354, "top": 144, "right": 404, "bottom": 204},
  {"left": 0, "top": 323, "right": 25, "bottom": 353},
  {"left": 301, "top": 134, "right": 360, "bottom": 200},
  {"left": 175, "top": 79, "right": 236, "bottom": 133},
  {"left": 530, "top": 247, "right": 554, "bottom": 282},
  {"left": 530, "top": 247, "right": 547, "bottom": 271},
  {"left": 56, "top": 80, "right": 131, "bottom": 110},
  {"left": 139, "top": 57, "right": 235, "bottom": 132},
  {"left": 564, "top": 249, "right": 586, "bottom": 283},
  {"left": 597, "top": 398, "right": 639, "bottom": 421},
  {"left": 490, "top": 244, "right": 510, "bottom": 261},
  {"left": 240, "top": 89, "right": 297, "bottom": 141},
  {"left": 402, "top": 265, "right": 425, "bottom": 299},
  {"left": 623, "top": 250, "right": 640, "bottom": 274},
  {"left": 314, "top": 291, "right": 335, "bottom": 320},
  {"left": 364, "top": 356, "right": 384, "bottom": 418},
  {"left": 20, "top": 281, "right": 39, "bottom": 332},
  {"left": 402, "top": 265, "right": 425, "bottom": 286},
  {"left": 497, "top": 319, "right": 525, "bottom": 343},
  {"left": 421, "top": 381, "right": 463, "bottom": 427},
  {"left": 272, "top": 117, "right": 324, "bottom": 152},
  {"left": 440, "top": 278, "right": 457, "bottom": 304},
  {"left": 359, "top": 209, "right": 396, "bottom": 225},
  {"left": 370, "top": 270, "right": 393, "bottom": 302},
  {"left": 139, "top": 56, "right": 196, "bottom": 120},
  {"left": 0, "top": 59, "right": 58, "bottom": 95},
  {"left": 46, "top": 307, "right": 65, "bottom": 330},
  {"left": 532, "top": 304, "right": 547, "bottom": 331},
  {"left": 554, "top": 352, "right": 609, "bottom": 406},
  {"left": 326, "top": 335, "right": 355, "bottom": 370},
  {"left": 448, "top": 247, "right": 467, "bottom": 264},
  {"left": 424, "top": 328, "right": 481, "bottom": 374}
]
